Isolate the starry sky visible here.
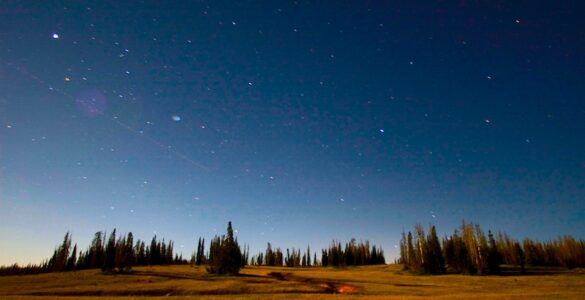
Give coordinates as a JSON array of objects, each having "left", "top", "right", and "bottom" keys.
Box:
[{"left": 1, "top": 1, "right": 585, "bottom": 266}]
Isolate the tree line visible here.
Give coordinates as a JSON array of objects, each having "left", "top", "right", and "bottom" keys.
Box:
[
  {"left": 321, "top": 239, "right": 385, "bottom": 266},
  {"left": 0, "top": 229, "right": 187, "bottom": 276},
  {"left": 400, "top": 221, "right": 585, "bottom": 274},
  {"left": 1, "top": 222, "right": 386, "bottom": 277},
  {"left": 5, "top": 221, "right": 581, "bottom": 277},
  {"left": 249, "top": 243, "right": 312, "bottom": 267},
  {"left": 248, "top": 239, "right": 385, "bottom": 267}
]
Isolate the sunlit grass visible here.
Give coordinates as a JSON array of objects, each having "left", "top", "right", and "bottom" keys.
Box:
[{"left": 1, "top": 264, "right": 583, "bottom": 299}]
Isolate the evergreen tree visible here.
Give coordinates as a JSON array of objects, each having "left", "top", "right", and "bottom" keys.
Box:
[
  {"left": 406, "top": 232, "right": 417, "bottom": 270},
  {"left": 486, "top": 231, "right": 502, "bottom": 274},
  {"left": 424, "top": 225, "right": 445, "bottom": 274},
  {"left": 265, "top": 243, "right": 275, "bottom": 266},
  {"left": 400, "top": 231, "right": 408, "bottom": 266},
  {"left": 206, "top": 222, "right": 243, "bottom": 275},
  {"left": 114, "top": 235, "right": 127, "bottom": 271},
  {"left": 103, "top": 229, "right": 117, "bottom": 272},
  {"left": 89, "top": 231, "right": 105, "bottom": 269},
  {"left": 66, "top": 244, "right": 77, "bottom": 271},
  {"left": 275, "top": 248, "right": 283, "bottom": 266},
  {"left": 136, "top": 240, "right": 146, "bottom": 266},
  {"left": 161, "top": 240, "right": 167, "bottom": 264},
  {"left": 124, "top": 232, "right": 135, "bottom": 271},
  {"left": 195, "top": 237, "right": 203, "bottom": 265},
  {"left": 49, "top": 232, "right": 72, "bottom": 272},
  {"left": 149, "top": 236, "right": 159, "bottom": 265},
  {"left": 321, "top": 249, "right": 328, "bottom": 267}
]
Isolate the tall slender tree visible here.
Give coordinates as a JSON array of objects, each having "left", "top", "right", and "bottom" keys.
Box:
[
  {"left": 103, "top": 229, "right": 117, "bottom": 272},
  {"left": 424, "top": 225, "right": 445, "bottom": 274}
]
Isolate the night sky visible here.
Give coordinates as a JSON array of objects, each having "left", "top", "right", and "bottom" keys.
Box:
[{"left": 1, "top": 1, "right": 585, "bottom": 265}]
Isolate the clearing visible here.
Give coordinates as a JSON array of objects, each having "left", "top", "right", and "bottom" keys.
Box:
[{"left": 0, "top": 264, "right": 583, "bottom": 299}]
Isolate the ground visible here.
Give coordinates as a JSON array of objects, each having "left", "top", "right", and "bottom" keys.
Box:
[{"left": 0, "top": 264, "right": 583, "bottom": 299}]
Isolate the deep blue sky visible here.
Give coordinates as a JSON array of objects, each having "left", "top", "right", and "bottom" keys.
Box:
[{"left": 1, "top": 1, "right": 584, "bottom": 265}]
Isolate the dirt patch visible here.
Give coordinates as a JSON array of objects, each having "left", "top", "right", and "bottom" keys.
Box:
[
  {"left": 319, "top": 282, "right": 361, "bottom": 294},
  {"left": 267, "top": 271, "right": 289, "bottom": 280},
  {"left": 268, "top": 271, "right": 361, "bottom": 294}
]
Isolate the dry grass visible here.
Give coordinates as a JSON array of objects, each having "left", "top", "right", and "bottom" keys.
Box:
[{"left": 0, "top": 264, "right": 583, "bottom": 299}]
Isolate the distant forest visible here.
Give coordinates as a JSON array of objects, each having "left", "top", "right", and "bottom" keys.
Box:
[
  {"left": 399, "top": 221, "right": 585, "bottom": 274},
  {"left": 0, "top": 229, "right": 187, "bottom": 276},
  {"left": 0, "top": 222, "right": 384, "bottom": 276},
  {"left": 1, "top": 221, "right": 583, "bottom": 276}
]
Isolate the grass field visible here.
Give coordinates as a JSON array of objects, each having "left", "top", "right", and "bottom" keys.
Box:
[{"left": 0, "top": 264, "right": 583, "bottom": 299}]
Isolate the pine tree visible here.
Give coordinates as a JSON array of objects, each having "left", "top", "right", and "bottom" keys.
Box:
[
  {"left": 307, "top": 245, "right": 311, "bottom": 267},
  {"left": 320, "top": 249, "right": 327, "bottom": 267},
  {"left": 486, "top": 231, "right": 502, "bottom": 274},
  {"left": 103, "top": 229, "right": 117, "bottom": 272},
  {"left": 206, "top": 222, "right": 243, "bottom": 275},
  {"left": 136, "top": 240, "right": 146, "bottom": 266},
  {"left": 406, "top": 232, "right": 417, "bottom": 270},
  {"left": 89, "top": 231, "right": 105, "bottom": 269},
  {"left": 424, "top": 225, "right": 445, "bottom": 274},
  {"left": 66, "top": 244, "right": 77, "bottom": 271},
  {"left": 149, "top": 236, "right": 159, "bottom": 265},
  {"left": 195, "top": 237, "right": 203, "bottom": 265},
  {"left": 265, "top": 243, "right": 274, "bottom": 266},
  {"left": 124, "top": 232, "right": 135, "bottom": 271},
  {"left": 49, "top": 232, "right": 72, "bottom": 272},
  {"left": 114, "top": 235, "right": 127, "bottom": 271},
  {"left": 400, "top": 231, "right": 408, "bottom": 266}
]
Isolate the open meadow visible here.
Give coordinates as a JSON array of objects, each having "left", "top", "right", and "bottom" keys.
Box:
[{"left": 0, "top": 264, "right": 583, "bottom": 299}]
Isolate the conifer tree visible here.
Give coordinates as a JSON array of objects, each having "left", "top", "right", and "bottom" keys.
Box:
[
  {"left": 114, "top": 235, "right": 127, "bottom": 271},
  {"left": 195, "top": 237, "right": 203, "bottom": 265},
  {"left": 89, "top": 231, "right": 105, "bottom": 269},
  {"left": 265, "top": 243, "right": 275, "bottom": 266},
  {"left": 49, "top": 232, "right": 72, "bottom": 272},
  {"left": 406, "top": 232, "right": 417, "bottom": 270},
  {"left": 125, "top": 232, "right": 135, "bottom": 271},
  {"left": 66, "top": 244, "right": 77, "bottom": 271},
  {"left": 307, "top": 245, "right": 311, "bottom": 267},
  {"left": 103, "top": 229, "right": 117, "bottom": 272},
  {"left": 321, "top": 249, "right": 329, "bottom": 267},
  {"left": 424, "top": 225, "right": 445, "bottom": 274},
  {"left": 400, "top": 231, "right": 408, "bottom": 266},
  {"left": 136, "top": 240, "right": 146, "bottom": 266},
  {"left": 206, "top": 222, "right": 243, "bottom": 275},
  {"left": 486, "top": 230, "right": 502, "bottom": 274},
  {"left": 149, "top": 236, "right": 159, "bottom": 265}
]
